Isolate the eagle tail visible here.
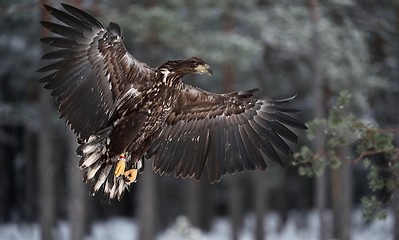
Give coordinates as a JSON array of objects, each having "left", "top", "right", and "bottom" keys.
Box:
[{"left": 76, "top": 127, "right": 129, "bottom": 200}]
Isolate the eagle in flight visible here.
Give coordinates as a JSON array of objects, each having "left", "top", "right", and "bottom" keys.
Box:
[{"left": 39, "top": 4, "right": 307, "bottom": 200}]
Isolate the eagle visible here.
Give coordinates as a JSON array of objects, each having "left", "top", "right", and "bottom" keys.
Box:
[{"left": 38, "top": 4, "right": 307, "bottom": 200}]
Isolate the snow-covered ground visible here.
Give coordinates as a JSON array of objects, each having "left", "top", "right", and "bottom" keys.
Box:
[{"left": 0, "top": 210, "right": 393, "bottom": 240}]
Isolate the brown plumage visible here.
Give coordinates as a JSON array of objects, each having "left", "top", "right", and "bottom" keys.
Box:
[{"left": 38, "top": 4, "right": 307, "bottom": 200}]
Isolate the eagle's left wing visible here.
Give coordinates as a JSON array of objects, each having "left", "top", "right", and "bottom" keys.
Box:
[{"left": 147, "top": 84, "right": 307, "bottom": 183}]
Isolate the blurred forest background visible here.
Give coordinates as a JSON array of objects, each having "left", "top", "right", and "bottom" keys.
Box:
[{"left": 1, "top": 0, "right": 399, "bottom": 239}]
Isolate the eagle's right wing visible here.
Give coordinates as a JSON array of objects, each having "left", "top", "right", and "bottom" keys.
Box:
[{"left": 38, "top": 4, "right": 154, "bottom": 141}]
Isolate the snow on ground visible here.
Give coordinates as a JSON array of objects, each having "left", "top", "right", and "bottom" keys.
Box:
[{"left": 0, "top": 210, "right": 393, "bottom": 240}]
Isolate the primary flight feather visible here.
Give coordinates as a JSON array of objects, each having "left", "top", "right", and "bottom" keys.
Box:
[{"left": 38, "top": 3, "right": 307, "bottom": 200}]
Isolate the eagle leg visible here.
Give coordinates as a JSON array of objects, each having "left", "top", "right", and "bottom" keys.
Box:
[
  {"left": 114, "top": 153, "right": 139, "bottom": 184},
  {"left": 114, "top": 154, "right": 126, "bottom": 177}
]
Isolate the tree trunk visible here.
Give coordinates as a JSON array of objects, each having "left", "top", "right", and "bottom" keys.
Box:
[
  {"left": 228, "top": 175, "right": 243, "bottom": 240},
  {"left": 331, "top": 151, "right": 352, "bottom": 240},
  {"left": 0, "top": 129, "right": 12, "bottom": 222},
  {"left": 186, "top": 178, "right": 213, "bottom": 231},
  {"left": 38, "top": 91, "right": 56, "bottom": 240},
  {"left": 23, "top": 129, "right": 37, "bottom": 222},
  {"left": 393, "top": 189, "right": 399, "bottom": 240},
  {"left": 38, "top": 1, "right": 57, "bottom": 238},
  {"left": 315, "top": 172, "right": 327, "bottom": 239},
  {"left": 137, "top": 159, "right": 157, "bottom": 240},
  {"left": 309, "top": 0, "right": 328, "bottom": 239},
  {"left": 187, "top": 179, "right": 201, "bottom": 226},
  {"left": 67, "top": 128, "right": 87, "bottom": 240},
  {"left": 253, "top": 171, "right": 269, "bottom": 240},
  {"left": 393, "top": 5, "right": 399, "bottom": 240}
]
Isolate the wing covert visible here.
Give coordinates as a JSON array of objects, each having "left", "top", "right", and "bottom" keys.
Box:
[{"left": 147, "top": 84, "right": 307, "bottom": 183}]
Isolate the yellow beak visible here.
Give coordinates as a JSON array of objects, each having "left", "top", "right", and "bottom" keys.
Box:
[{"left": 195, "top": 64, "right": 213, "bottom": 76}]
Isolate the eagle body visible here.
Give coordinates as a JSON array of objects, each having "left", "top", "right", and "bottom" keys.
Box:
[
  {"left": 39, "top": 4, "right": 307, "bottom": 200},
  {"left": 106, "top": 68, "right": 182, "bottom": 157}
]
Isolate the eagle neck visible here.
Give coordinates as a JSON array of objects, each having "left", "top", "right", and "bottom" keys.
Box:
[{"left": 159, "top": 68, "right": 184, "bottom": 88}]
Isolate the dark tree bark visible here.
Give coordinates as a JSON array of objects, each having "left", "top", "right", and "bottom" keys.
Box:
[
  {"left": 186, "top": 178, "right": 213, "bottom": 231},
  {"left": 66, "top": 127, "right": 88, "bottom": 240},
  {"left": 253, "top": 171, "right": 270, "bottom": 240},
  {"left": 394, "top": 189, "right": 399, "bottom": 240},
  {"left": 0, "top": 129, "right": 13, "bottom": 222},
  {"left": 187, "top": 179, "right": 201, "bottom": 226},
  {"left": 393, "top": 4, "right": 399, "bottom": 240},
  {"left": 331, "top": 159, "right": 352, "bottom": 240},
  {"left": 38, "top": 1, "right": 57, "bottom": 239},
  {"left": 137, "top": 160, "right": 157, "bottom": 240},
  {"left": 22, "top": 129, "right": 37, "bottom": 222},
  {"left": 38, "top": 91, "right": 56, "bottom": 240},
  {"left": 227, "top": 174, "right": 243, "bottom": 240},
  {"left": 309, "top": 0, "right": 329, "bottom": 239}
]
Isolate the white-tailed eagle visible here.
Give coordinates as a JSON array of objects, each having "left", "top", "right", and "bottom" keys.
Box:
[{"left": 38, "top": 4, "right": 307, "bottom": 200}]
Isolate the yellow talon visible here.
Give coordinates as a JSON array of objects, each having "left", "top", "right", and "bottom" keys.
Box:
[
  {"left": 123, "top": 169, "right": 138, "bottom": 184},
  {"left": 115, "top": 159, "right": 126, "bottom": 177}
]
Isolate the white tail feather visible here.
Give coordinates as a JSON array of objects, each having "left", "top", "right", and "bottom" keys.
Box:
[
  {"left": 104, "top": 180, "right": 111, "bottom": 195},
  {"left": 81, "top": 143, "right": 99, "bottom": 155},
  {"left": 79, "top": 151, "right": 102, "bottom": 169},
  {"left": 117, "top": 178, "right": 125, "bottom": 200},
  {"left": 85, "top": 162, "right": 103, "bottom": 181},
  {"left": 93, "top": 165, "right": 112, "bottom": 194},
  {"left": 109, "top": 177, "right": 118, "bottom": 199}
]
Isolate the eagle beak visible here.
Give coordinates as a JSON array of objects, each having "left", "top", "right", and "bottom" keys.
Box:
[
  {"left": 195, "top": 64, "right": 213, "bottom": 76},
  {"left": 207, "top": 67, "right": 213, "bottom": 76}
]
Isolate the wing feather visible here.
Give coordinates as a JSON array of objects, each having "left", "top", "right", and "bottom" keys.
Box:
[
  {"left": 40, "top": 37, "right": 77, "bottom": 48},
  {"left": 190, "top": 125, "right": 208, "bottom": 178},
  {"left": 39, "top": 4, "right": 154, "bottom": 140},
  {"left": 225, "top": 122, "right": 240, "bottom": 174},
  {"left": 230, "top": 125, "right": 250, "bottom": 171},
  {"left": 180, "top": 129, "right": 199, "bottom": 178},
  {"left": 148, "top": 84, "right": 307, "bottom": 183},
  {"left": 272, "top": 112, "right": 307, "bottom": 129},
  {"left": 157, "top": 122, "right": 185, "bottom": 175},
  {"left": 41, "top": 21, "right": 85, "bottom": 40},
  {"left": 238, "top": 124, "right": 262, "bottom": 170},
  {"left": 43, "top": 4, "right": 92, "bottom": 32},
  {"left": 269, "top": 121, "right": 300, "bottom": 143},
  {"left": 61, "top": 3, "right": 103, "bottom": 29},
  {"left": 252, "top": 115, "right": 292, "bottom": 155}
]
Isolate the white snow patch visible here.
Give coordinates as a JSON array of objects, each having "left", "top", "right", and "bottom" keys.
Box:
[
  {"left": 0, "top": 210, "right": 394, "bottom": 240},
  {"left": 86, "top": 218, "right": 137, "bottom": 240}
]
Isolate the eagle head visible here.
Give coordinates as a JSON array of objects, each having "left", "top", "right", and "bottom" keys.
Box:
[{"left": 159, "top": 57, "right": 213, "bottom": 77}]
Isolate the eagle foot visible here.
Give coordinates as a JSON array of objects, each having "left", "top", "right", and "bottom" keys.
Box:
[
  {"left": 114, "top": 154, "right": 126, "bottom": 177},
  {"left": 123, "top": 168, "right": 138, "bottom": 184}
]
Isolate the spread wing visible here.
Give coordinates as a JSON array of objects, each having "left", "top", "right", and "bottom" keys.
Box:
[
  {"left": 147, "top": 85, "right": 307, "bottom": 183},
  {"left": 38, "top": 4, "right": 154, "bottom": 140}
]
